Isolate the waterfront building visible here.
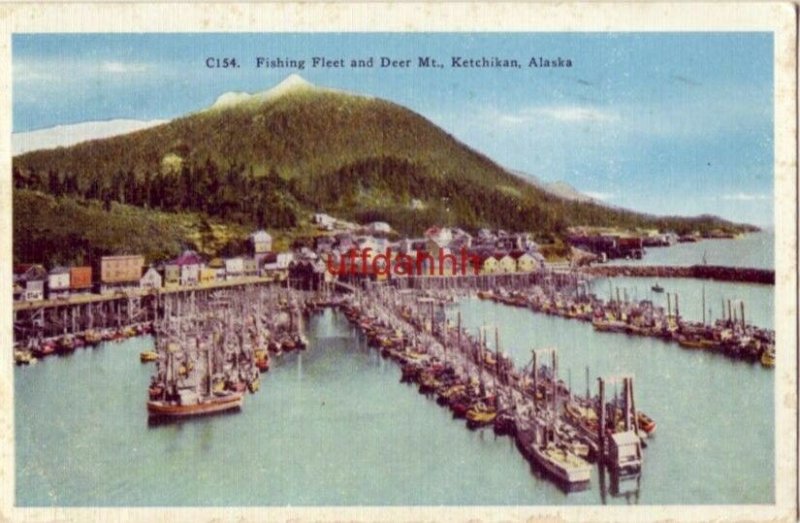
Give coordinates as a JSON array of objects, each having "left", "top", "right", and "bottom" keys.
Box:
[
  {"left": 170, "top": 250, "right": 202, "bottom": 286},
  {"left": 69, "top": 266, "right": 93, "bottom": 295},
  {"left": 96, "top": 255, "right": 144, "bottom": 294},
  {"left": 139, "top": 266, "right": 163, "bottom": 289},
  {"left": 207, "top": 258, "right": 227, "bottom": 281},
  {"left": 511, "top": 251, "right": 542, "bottom": 272},
  {"left": 47, "top": 266, "right": 71, "bottom": 299},
  {"left": 14, "top": 264, "right": 47, "bottom": 301},
  {"left": 163, "top": 263, "right": 180, "bottom": 287},
  {"left": 199, "top": 267, "right": 217, "bottom": 285},
  {"left": 225, "top": 257, "right": 244, "bottom": 279},
  {"left": 496, "top": 253, "right": 517, "bottom": 273},
  {"left": 243, "top": 257, "right": 259, "bottom": 277}
]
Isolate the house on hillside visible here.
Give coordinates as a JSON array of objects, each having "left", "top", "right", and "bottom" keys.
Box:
[
  {"left": 313, "top": 213, "right": 336, "bottom": 230},
  {"left": 250, "top": 230, "right": 272, "bottom": 263},
  {"left": 367, "top": 221, "right": 392, "bottom": 235}
]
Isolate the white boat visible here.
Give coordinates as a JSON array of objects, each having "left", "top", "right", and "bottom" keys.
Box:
[
  {"left": 531, "top": 442, "right": 592, "bottom": 485},
  {"left": 518, "top": 415, "right": 592, "bottom": 487}
]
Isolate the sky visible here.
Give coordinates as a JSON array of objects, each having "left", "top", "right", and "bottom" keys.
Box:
[{"left": 13, "top": 33, "right": 774, "bottom": 226}]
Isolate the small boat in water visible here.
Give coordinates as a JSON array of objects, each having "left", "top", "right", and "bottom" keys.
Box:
[
  {"left": 651, "top": 282, "right": 664, "bottom": 293},
  {"left": 140, "top": 351, "right": 158, "bottom": 363},
  {"left": 147, "top": 390, "right": 244, "bottom": 418},
  {"left": 760, "top": 346, "right": 775, "bottom": 368},
  {"left": 520, "top": 417, "right": 592, "bottom": 487},
  {"left": 637, "top": 411, "right": 657, "bottom": 435}
]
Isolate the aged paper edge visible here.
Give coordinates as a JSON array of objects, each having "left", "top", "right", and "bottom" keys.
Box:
[{"left": 0, "top": 2, "right": 795, "bottom": 522}]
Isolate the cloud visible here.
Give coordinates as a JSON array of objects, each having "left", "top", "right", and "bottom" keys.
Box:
[
  {"left": 720, "top": 193, "right": 770, "bottom": 201},
  {"left": 101, "top": 61, "right": 150, "bottom": 74},
  {"left": 490, "top": 105, "right": 620, "bottom": 126},
  {"left": 584, "top": 191, "right": 615, "bottom": 201},
  {"left": 15, "top": 58, "right": 157, "bottom": 85},
  {"left": 14, "top": 62, "right": 57, "bottom": 83}
]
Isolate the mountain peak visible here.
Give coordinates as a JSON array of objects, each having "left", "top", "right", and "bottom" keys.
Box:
[{"left": 210, "top": 74, "right": 315, "bottom": 110}]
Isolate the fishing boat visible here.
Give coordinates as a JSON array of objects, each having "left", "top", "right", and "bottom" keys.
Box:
[
  {"left": 760, "top": 346, "right": 775, "bottom": 368},
  {"left": 651, "top": 282, "right": 664, "bottom": 293},
  {"left": 146, "top": 294, "right": 261, "bottom": 419},
  {"left": 140, "top": 350, "right": 158, "bottom": 363},
  {"left": 147, "top": 390, "right": 244, "bottom": 417},
  {"left": 14, "top": 349, "right": 35, "bottom": 366},
  {"left": 255, "top": 353, "right": 270, "bottom": 372},
  {"left": 637, "top": 411, "right": 657, "bottom": 435},
  {"left": 466, "top": 402, "right": 497, "bottom": 429},
  {"left": 519, "top": 417, "right": 592, "bottom": 487}
]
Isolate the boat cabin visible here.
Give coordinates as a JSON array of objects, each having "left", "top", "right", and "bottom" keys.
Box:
[{"left": 608, "top": 430, "right": 643, "bottom": 478}]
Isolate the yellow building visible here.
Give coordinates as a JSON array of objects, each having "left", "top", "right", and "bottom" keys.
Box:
[
  {"left": 480, "top": 255, "right": 498, "bottom": 275},
  {"left": 199, "top": 268, "right": 217, "bottom": 285},
  {"left": 496, "top": 254, "right": 517, "bottom": 274},
  {"left": 514, "top": 252, "right": 539, "bottom": 273}
]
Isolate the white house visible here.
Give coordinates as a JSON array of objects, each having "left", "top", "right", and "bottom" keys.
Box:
[
  {"left": 313, "top": 213, "right": 336, "bottom": 230},
  {"left": 47, "top": 267, "right": 71, "bottom": 299},
  {"left": 367, "top": 221, "right": 392, "bottom": 234},
  {"left": 250, "top": 230, "right": 272, "bottom": 254},
  {"left": 225, "top": 257, "right": 244, "bottom": 279},
  {"left": 170, "top": 250, "right": 203, "bottom": 286},
  {"left": 140, "top": 266, "right": 163, "bottom": 289}
]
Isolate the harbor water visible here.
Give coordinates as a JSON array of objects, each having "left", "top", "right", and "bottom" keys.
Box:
[
  {"left": 608, "top": 230, "right": 774, "bottom": 269},
  {"left": 15, "top": 237, "right": 775, "bottom": 506}
]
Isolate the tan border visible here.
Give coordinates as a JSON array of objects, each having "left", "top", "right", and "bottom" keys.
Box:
[{"left": 0, "top": 2, "right": 796, "bottom": 522}]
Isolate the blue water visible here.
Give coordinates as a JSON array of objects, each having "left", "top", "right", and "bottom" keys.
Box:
[
  {"left": 609, "top": 230, "right": 774, "bottom": 270},
  {"left": 14, "top": 232, "right": 776, "bottom": 506}
]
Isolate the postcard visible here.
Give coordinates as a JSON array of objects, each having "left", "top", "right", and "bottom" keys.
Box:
[{"left": 0, "top": 2, "right": 796, "bottom": 522}]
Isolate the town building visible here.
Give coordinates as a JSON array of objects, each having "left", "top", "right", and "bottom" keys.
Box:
[
  {"left": 140, "top": 266, "right": 163, "bottom": 289},
  {"left": 169, "top": 250, "right": 203, "bottom": 286},
  {"left": 14, "top": 264, "right": 47, "bottom": 301},
  {"left": 69, "top": 266, "right": 93, "bottom": 295},
  {"left": 97, "top": 255, "right": 145, "bottom": 293}
]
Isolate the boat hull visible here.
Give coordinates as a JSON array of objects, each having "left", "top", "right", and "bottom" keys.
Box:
[
  {"left": 531, "top": 446, "right": 592, "bottom": 486},
  {"left": 147, "top": 393, "right": 244, "bottom": 418}
]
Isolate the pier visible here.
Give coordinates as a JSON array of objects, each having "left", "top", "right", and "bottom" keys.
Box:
[
  {"left": 330, "top": 286, "right": 652, "bottom": 492},
  {"left": 580, "top": 264, "right": 774, "bottom": 285},
  {"left": 11, "top": 267, "right": 774, "bottom": 493}
]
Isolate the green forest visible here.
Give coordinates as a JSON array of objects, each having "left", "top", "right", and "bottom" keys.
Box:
[{"left": 12, "top": 86, "right": 755, "bottom": 265}]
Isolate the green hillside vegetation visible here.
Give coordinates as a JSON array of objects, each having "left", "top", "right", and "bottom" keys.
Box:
[
  {"left": 13, "top": 190, "right": 252, "bottom": 266},
  {"left": 13, "top": 85, "right": 755, "bottom": 263}
]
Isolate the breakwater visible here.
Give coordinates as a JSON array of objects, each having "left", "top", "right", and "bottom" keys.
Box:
[{"left": 580, "top": 265, "right": 774, "bottom": 285}]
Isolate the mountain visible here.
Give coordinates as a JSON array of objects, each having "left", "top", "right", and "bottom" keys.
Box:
[
  {"left": 208, "top": 73, "right": 324, "bottom": 110},
  {"left": 12, "top": 118, "right": 168, "bottom": 156},
  {"left": 507, "top": 169, "right": 596, "bottom": 204},
  {"left": 12, "top": 74, "right": 751, "bottom": 263}
]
